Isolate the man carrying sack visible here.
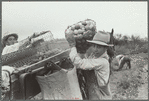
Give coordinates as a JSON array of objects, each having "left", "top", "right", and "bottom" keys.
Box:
[{"left": 66, "top": 31, "right": 113, "bottom": 100}]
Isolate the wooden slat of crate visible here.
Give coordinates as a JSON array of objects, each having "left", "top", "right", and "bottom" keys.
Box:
[
  {"left": 1, "top": 47, "right": 37, "bottom": 66},
  {"left": 8, "top": 55, "right": 36, "bottom": 68},
  {"left": 16, "top": 49, "right": 71, "bottom": 73}
]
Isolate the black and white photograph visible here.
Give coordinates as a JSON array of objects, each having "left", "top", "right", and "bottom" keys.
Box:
[{"left": 1, "top": 1, "right": 148, "bottom": 100}]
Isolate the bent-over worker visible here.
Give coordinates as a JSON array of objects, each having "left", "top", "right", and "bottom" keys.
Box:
[{"left": 114, "top": 54, "right": 131, "bottom": 71}]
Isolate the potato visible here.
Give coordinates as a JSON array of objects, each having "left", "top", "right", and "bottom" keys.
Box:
[
  {"left": 78, "top": 22, "right": 82, "bottom": 26},
  {"left": 91, "top": 26, "right": 96, "bottom": 31},
  {"left": 78, "top": 29, "right": 84, "bottom": 34},
  {"left": 83, "top": 30, "right": 92, "bottom": 39},
  {"left": 89, "top": 24, "right": 94, "bottom": 30},
  {"left": 69, "top": 30, "right": 74, "bottom": 34},
  {"left": 85, "top": 21, "right": 91, "bottom": 25},
  {"left": 81, "top": 27, "right": 85, "bottom": 31},
  {"left": 71, "top": 25, "right": 75, "bottom": 30},
  {"left": 75, "top": 24, "right": 80, "bottom": 29},
  {"left": 74, "top": 34, "right": 78, "bottom": 39},
  {"left": 80, "top": 25, "right": 85, "bottom": 29},
  {"left": 65, "top": 29, "right": 69, "bottom": 34},
  {"left": 65, "top": 29, "right": 74, "bottom": 36},
  {"left": 85, "top": 25, "right": 90, "bottom": 31},
  {"left": 77, "top": 34, "right": 83, "bottom": 39},
  {"left": 81, "top": 21, "right": 87, "bottom": 26},
  {"left": 74, "top": 30, "right": 79, "bottom": 35}
]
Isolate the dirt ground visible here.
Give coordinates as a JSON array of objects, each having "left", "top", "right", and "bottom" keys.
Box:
[{"left": 110, "top": 53, "right": 148, "bottom": 100}]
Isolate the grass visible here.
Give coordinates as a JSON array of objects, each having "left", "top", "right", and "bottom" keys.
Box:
[{"left": 114, "top": 42, "right": 148, "bottom": 55}]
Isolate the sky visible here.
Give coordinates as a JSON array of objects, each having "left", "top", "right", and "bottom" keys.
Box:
[{"left": 2, "top": 1, "right": 148, "bottom": 41}]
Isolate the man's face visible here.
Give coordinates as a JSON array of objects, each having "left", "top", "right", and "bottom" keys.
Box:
[
  {"left": 6, "top": 36, "right": 18, "bottom": 46},
  {"left": 86, "top": 44, "right": 107, "bottom": 57}
]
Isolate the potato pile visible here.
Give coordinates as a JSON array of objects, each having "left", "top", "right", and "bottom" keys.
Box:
[
  {"left": 28, "top": 49, "right": 62, "bottom": 65},
  {"left": 65, "top": 19, "right": 97, "bottom": 53}
]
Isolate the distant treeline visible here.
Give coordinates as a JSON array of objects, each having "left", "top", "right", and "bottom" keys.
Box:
[
  {"left": 54, "top": 34, "right": 148, "bottom": 54},
  {"left": 113, "top": 34, "right": 147, "bottom": 46},
  {"left": 112, "top": 34, "right": 148, "bottom": 55},
  {"left": 54, "top": 34, "right": 148, "bottom": 46}
]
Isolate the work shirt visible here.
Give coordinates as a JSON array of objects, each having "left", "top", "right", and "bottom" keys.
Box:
[
  {"left": 69, "top": 47, "right": 111, "bottom": 100},
  {"left": 2, "top": 43, "right": 20, "bottom": 55},
  {"left": 2, "top": 38, "right": 34, "bottom": 55},
  {"left": 115, "top": 54, "right": 125, "bottom": 66},
  {"left": 69, "top": 47, "right": 110, "bottom": 86},
  {"left": 1, "top": 66, "right": 15, "bottom": 89}
]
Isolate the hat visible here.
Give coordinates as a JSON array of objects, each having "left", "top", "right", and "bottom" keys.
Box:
[
  {"left": 87, "top": 31, "right": 114, "bottom": 46},
  {"left": 2, "top": 32, "right": 18, "bottom": 46}
]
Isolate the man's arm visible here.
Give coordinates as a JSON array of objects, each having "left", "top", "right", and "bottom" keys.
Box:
[
  {"left": 69, "top": 47, "right": 106, "bottom": 70},
  {"left": 19, "top": 32, "right": 41, "bottom": 49},
  {"left": 18, "top": 37, "right": 32, "bottom": 50}
]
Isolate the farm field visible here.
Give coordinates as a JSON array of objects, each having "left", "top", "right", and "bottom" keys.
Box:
[{"left": 110, "top": 53, "right": 148, "bottom": 100}]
